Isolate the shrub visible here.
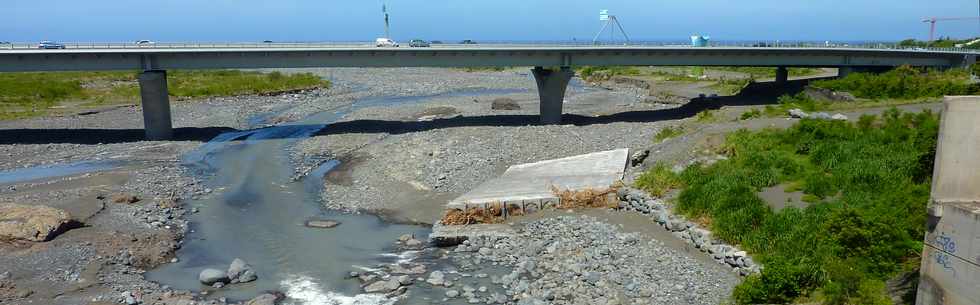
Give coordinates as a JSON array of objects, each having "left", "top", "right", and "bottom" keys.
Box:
[
  {"left": 634, "top": 162, "right": 682, "bottom": 197},
  {"left": 740, "top": 108, "right": 762, "bottom": 120},
  {"left": 812, "top": 65, "right": 980, "bottom": 99},
  {"left": 654, "top": 126, "right": 684, "bottom": 142},
  {"left": 653, "top": 109, "right": 939, "bottom": 304}
]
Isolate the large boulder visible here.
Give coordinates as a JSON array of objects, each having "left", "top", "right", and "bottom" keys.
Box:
[
  {"left": 199, "top": 268, "right": 229, "bottom": 285},
  {"left": 227, "top": 258, "right": 257, "bottom": 283},
  {"left": 0, "top": 203, "right": 73, "bottom": 242},
  {"left": 490, "top": 98, "right": 521, "bottom": 110}
]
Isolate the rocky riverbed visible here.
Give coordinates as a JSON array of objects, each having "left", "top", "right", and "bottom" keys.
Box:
[{"left": 0, "top": 66, "right": 770, "bottom": 305}]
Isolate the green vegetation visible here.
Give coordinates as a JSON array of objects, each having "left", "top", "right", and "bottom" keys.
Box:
[
  {"left": 695, "top": 109, "right": 718, "bottom": 122},
  {"left": 648, "top": 109, "right": 937, "bottom": 304},
  {"left": 899, "top": 37, "right": 980, "bottom": 49},
  {"left": 654, "top": 125, "right": 684, "bottom": 142},
  {"left": 634, "top": 162, "right": 682, "bottom": 197},
  {"left": 711, "top": 66, "right": 822, "bottom": 78},
  {"left": 576, "top": 66, "right": 642, "bottom": 82},
  {"left": 708, "top": 78, "right": 753, "bottom": 95},
  {"left": 739, "top": 108, "right": 762, "bottom": 120},
  {"left": 0, "top": 70, "right": 328, "bottom": 120},
  {"left": 812, "top": 65, "right": 980, "bottom": 99}
]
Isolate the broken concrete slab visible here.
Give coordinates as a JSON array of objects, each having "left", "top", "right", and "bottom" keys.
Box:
[
  {"left": 431, "top": 149, "right": 628, "bottom": 245},
  {"left": 447, "top": 148, "right": 628, "bottom": 214}
]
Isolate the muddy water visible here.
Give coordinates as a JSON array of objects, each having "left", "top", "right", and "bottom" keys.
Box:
[{"left": 147, "top": 88, "right": 520, "bottom": 304}]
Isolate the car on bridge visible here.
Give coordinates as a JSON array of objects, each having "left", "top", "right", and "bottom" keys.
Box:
[
  {"left": 135, "top": 40, "right": 155, "bottom": 46},
  {"left": 460, "top": 40, "right": 478, "bottom": 45},
  {"left": 375, "top": 38, "right": 399, "bottom": 48},
  {"left": 409, "top": 39, "right": 431, "bottom": 47},
  {"left": 37, "top": 41, "right": 66, "bottom": 49}
]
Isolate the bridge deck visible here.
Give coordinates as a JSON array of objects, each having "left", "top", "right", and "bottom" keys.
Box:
[{"left": 0, "top": 45, "right": 974, "bottom": 72}]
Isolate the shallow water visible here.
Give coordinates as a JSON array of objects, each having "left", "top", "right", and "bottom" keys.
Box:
[
  {"left": 0, "top": 161, "right": 121, "bottom": 185},
  {"left": 148, "top": 88, "right": 519, "bottom": 304}
]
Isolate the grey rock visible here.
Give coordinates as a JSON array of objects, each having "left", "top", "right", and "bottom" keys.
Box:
[
  {"left": 227, "top": 258, "right": 252, "bottom": 281},
  {"left": 491, "top": 98, "right": 520, "bottom": 110},
  {"left": 245, "top": 293, "right": 278, "bottom": 305},
  {"left": 395, "top": 275, "right": 413, "bottom": 285},
  {"left": 305, "top": 219, "right": 340, "bottom": 229},
  {"left": 238, "top": 269, "right": 258, "bottom": 283},
  {"left": 199, "top": 268, "right": 229, "bottom": 285},
  {"left": 446, "top": 290, "right": 460, "bottom": 298},
  {"left": 811, "top": 112, "right": 833, "bottom": 120},
  {"left": 405, "top": 238, "right": 424, "bottom": 247},
  {"left": 788, "top": 108, "right": 808, "bottom": 119},
  {"left": 364, "top": 279, "right": 400, "bottom": 293}
]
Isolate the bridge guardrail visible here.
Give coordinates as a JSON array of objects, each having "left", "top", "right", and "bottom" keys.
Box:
[{"left": 2, "top": 41, "right": 978, "bottom": 54}]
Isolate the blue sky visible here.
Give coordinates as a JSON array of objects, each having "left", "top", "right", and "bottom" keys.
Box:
[{"left": 5, "top": 0, "right": 980, "bottom": 42}]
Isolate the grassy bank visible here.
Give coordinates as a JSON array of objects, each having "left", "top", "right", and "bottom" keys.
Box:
[
  {"left": 0, "top": 70, "right": 329, "bottom": 120},
  {"left": 636, "top": 109, "right": 938, "bottom": 304},
  {"left": 811, "top": 65, "right": 980, "bottom": 99},
  {"left": 753, "top": 66, "right": 976, "bottom": 118}
]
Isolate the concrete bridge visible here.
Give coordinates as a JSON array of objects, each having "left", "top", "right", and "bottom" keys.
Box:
[{"left": 1, "top": 45, "right": 976, "bottom": 140}]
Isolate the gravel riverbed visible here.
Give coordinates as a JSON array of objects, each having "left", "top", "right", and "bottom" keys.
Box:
[{"left": 1, "top": 67, "right": 746, "bottom": 305}]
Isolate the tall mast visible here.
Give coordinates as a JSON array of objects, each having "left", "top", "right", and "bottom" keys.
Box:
[{"left": 383, "top": 3, "right": 391, "bottom": 38}]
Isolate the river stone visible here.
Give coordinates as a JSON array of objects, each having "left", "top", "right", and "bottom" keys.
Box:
[
  {"left": 0, "top": 203, "right": 73, "bottom": 242},
  {"left": 404, "top": 238, "right": 424, "bottom": 247},
  {"left": 227, "top": 258, "right": 252, "bottom": 281},
  {"left": 199, "top": 268, "right": 229, "bottom": 285},
  {"left": 305, "top": 219, "right": 340, "bottom": 229},
  {"left": 238, "top": 269, "right": 257, "bottom": 283},
  {"left": 426, "top": 271, "right": 445, "bottom": 286},
  {"left": 364, "top": 279, "right": 400, "bottom": 293},
  {"left": 491, "top": 98, "right": 521, "bottom": 110},
  {"left": 245, "top": 293, "right": 278, "bottom": 305},
  {"left": 788, "top": 108, "right": 808, "bottom": 119},
  {"left": 446, "top": 289, "right": 460, "bottom": 298}
]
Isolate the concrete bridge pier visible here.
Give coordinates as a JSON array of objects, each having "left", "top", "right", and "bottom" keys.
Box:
[
  {"left": 138, "top": 70, "right": 173, "bottom": 140},
  {"left": 775, "top": 67, "right": 788, "bottom": 84},
  {"left": 532, "top": 66, "right": 574, "bottom": 124},
  {"left": 837, "top": 66, "right": 853, "bottom": 78}
]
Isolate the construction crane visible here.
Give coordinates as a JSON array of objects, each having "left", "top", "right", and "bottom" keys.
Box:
[{"left": 922, "top": 17, "right": 980, "bottom": 41}]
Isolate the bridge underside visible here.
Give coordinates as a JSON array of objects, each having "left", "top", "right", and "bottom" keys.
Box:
[{"left": 1, "top": 47, "right": 974, "bottom": 140}]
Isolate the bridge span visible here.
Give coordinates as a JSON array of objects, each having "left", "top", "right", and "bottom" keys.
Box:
[{"left": 1, "top": 45, "right": 976, "bottom": 140}]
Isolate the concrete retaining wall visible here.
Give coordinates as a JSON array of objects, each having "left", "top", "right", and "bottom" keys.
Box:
[{"left": 916, "top": 96, "right": 980, "bottom": 305}]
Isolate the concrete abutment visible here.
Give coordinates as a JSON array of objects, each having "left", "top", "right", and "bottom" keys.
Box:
[
  {"left": 138, "top": 70, "right": 173, "bottom": 141},
  {"left": 532, "top": 66, "right": 573, "bottom": 124}
]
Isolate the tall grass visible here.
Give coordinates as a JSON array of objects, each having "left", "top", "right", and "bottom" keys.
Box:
[
  {"left": 0, "top": 70, "right": 329, "bottom": 119},
  {"left": 658, "top": 109, "right": 938, "bottom": 304},
  {"left": 812, "top": 65, "right": 980, "bottom": 99},
  {"left": 634, "top": 162, "right": 682, "bottom": 197}
]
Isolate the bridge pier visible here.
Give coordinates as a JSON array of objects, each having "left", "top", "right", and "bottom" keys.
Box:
[
  {"left": 775, "top": 67, "right": 788, "bottom": 84},
  {"left": 837, "top": 66, "right": 853, "bottom": 78},
  {"left": 138, "top": 70, "right": 173, "bottom": 140},
  {"left": 532, "top": 66, "right": 573, "bottom": 124}
]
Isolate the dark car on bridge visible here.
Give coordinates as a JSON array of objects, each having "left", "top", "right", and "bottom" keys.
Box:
[
  {"left": 37, "top": 41, "right": 66, "bottom": 49},
  {"left": 460, "top": 40, "right": 478, "bottom": 45},
  {"left": 409, "top": 39, "right": 431, "bottom": 47}
]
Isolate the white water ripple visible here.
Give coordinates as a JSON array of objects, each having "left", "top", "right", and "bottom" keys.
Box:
[{"left": 281, "top": 274, "right": 394, "bottom": 305}]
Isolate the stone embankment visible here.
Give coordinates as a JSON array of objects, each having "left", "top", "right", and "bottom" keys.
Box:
[{"left": 617, "top": 187, "right": 761, "bottom": 276}]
